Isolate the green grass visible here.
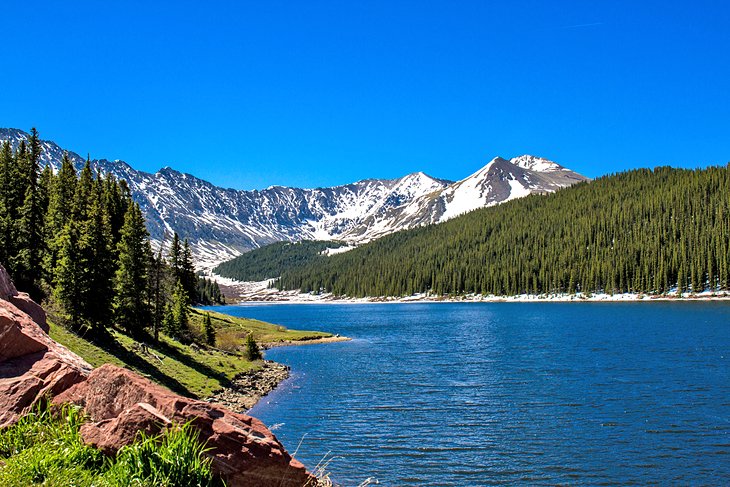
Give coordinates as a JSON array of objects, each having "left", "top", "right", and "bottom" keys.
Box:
[
  {"left": 49, "top": 308, "right": 332, "bottom": 399},
  {"left": 0, "top": 403, "right": 221, "bottom": 487},
  {"left": 196, "top": 307, "right": 332, "bottom": 344}
]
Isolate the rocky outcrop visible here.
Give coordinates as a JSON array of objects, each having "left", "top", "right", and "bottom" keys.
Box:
[
  {"left": 0, "top": 264, "right": 315, "bottom": 486},
  {"left": 0, "top": 263, "right": 47, "bottom": 332},
  {"left": 0, "top": 266, "right": 91, "bottom": 428},
  {"left": 56, "top": 365, "right": 313, "bottom": 487}
]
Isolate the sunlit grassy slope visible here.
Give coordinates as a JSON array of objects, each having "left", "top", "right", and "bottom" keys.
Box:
[{"left": 49, "top": 308, "right": 331, "bottom": 399}]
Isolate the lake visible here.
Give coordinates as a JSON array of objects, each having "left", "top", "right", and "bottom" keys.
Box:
[{"left": 207, "top": 302, "right": 730, "bottom": 486}]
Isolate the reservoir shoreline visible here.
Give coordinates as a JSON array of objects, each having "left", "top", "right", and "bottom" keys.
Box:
[{"left": 206, "top": 335, "right": 350, "bottom": 413}]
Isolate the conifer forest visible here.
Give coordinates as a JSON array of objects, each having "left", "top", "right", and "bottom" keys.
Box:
[
  {"left": 276, "top": 165, "right": 730, "bottom": 297},
  {"left": 0, "top": 129, "right": 222, "bottom": 340}
]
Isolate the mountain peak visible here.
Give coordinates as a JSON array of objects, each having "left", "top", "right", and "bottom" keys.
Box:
[
  {"left": 509, "top": 155, "right": 562, "bottom": 172},
  {"left": 0, "top": 128, "right": 588, "bottom": 269}
]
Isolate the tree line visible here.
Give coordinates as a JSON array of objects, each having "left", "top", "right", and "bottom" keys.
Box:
[
  {"left": 276, "top": 165, "right": 730, "bottom": 297},
  {"left": 0, "top": 129, "right": 223, "bottom": 341},
  {"left": 214, "top": 240, "right": 345, "bottom": 281}
]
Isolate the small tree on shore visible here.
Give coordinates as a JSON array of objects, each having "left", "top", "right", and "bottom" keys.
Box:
[{"left": 244, "top": 334, "right": 262, "bottom": 361}]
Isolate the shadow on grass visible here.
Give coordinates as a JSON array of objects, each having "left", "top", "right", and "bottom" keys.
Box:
[
  {"left": 151, "top": 339, "right": 234, "bottom": 391},
  {"left": 79, "top": 327, "right": 237, "bottom": 399}
]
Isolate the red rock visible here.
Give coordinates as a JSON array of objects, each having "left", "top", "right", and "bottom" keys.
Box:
[
  {"left": 0, "top": 298, "right": 91, "bottom": 428},
  {"left": 8, "top": 293, "right": 47, "bottom": 332},
  {"left": 0, "top": 264, "right": 15, "bottom": 297},
  {"left": 0, "top": 264, "right": 46, "bottom": 332},
  {"left": 0, "top": 350, "right": 90, "bottom": 428},
  {"left": 0, "top": 305, "right": 47, "bottom": 362},
  {"left": 79, "top": 402, "right": 172, "bottom": 455},
  {"left": 56, "top": 364, "right": 315, "bottom": 487}
]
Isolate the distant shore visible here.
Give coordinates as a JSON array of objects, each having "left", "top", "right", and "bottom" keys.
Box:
[
  {"left": 262, "top": 335, "right": 351, "bottom": 348},
  {"left": 211, "top": 273, "right": 730, "bottom": 304}
]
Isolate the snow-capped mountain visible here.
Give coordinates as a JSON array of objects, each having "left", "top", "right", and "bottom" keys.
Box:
[{"left": 0, "top": 128, "right": 588, "bottom": 268}]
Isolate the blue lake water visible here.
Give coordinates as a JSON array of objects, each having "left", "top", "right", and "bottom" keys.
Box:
[{"left": 206, "top": 302, "right": 730, "bottom": 486}]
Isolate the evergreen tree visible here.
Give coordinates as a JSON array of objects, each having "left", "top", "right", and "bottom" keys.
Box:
[
  {"left": 244, "top": 334, "right": 262, "bottom": 361},
  {"left": 0, "top": 142, "right": 14, "bottom": 267},
  {"left": 149, "top": 245, "right": 166, "bottom": 341},
  {"left": 168, "top": 232, "right": 181, "bottom": 277},
  {"left": 203, "top": 312, "right": 215, "bottom": 346},
  {"left": 180, "top": 239, "right": 197, "bottom": 304},
  {"left": 162, "top": 303, "right": 176, "bottom": 337},
  {"left": 168, "top": 279, "right": 190, "bottom": 341},
  {"left": 44, "top": 153, "right": 77, "bottom": 277},
  {"left": 195, "top": 277, "right": 224, "bottom": 305},
  {"left": 73, "top": 158, "right": 94, "bottom": 221},
  {"left": 52, "top": 222, "right": 88, "bottom": 330},
  {"left": 104, "top": 172, "right": 130, "bottom": 250},
  {"left": 113, "top": 203, "right": 151, "bottom": 335},
  {"left": 15, "top": 129, "right": 45, "bottom": 294},
  {"left": 83, "top": 172, "right": 115, "bottom": 328}
]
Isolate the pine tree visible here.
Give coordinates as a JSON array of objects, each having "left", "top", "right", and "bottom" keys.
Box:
[
  {"left": 53, "top": 221, "right": 89, "bottom": 330},
  {"left": 168, "top": 232, "right": 181, "bottom": 276},
  {"left": 180, "top": 239, "right": 197, "bottom": 304},
  {"left": 113, "top": 203, "right": 151, "bottom": 336},
  {"left": 44, "top": 153, "right": 77, "bottom": 277},
  {"left": 16, "top": 128, "right": 45, "bottom": 295},
  {"left": 104, "top": 172, "right": 130, "bottom": 249},
  {"left": 168, "top": 279, "right": 190, "bottom": 341},
  {"left": 74, "top": 157, "right": 94, "bottom": 221},
  {"left": 245, "top": 334, "right": 262, "bottom": 361},
  {"left": 162, "top": 303, "right": 176, "bottom": 337},
  {"left": 203, "top": 312, "right": 215, "bottom": 346},
  {"left": 0, "top": 142, "right": 13, "bottom": 267},
  {"left": 149, "top": 245, "right": 166, "bottom": 342},
  {"left": 83, "top": 172, "right": 115, "bottom": 328}
]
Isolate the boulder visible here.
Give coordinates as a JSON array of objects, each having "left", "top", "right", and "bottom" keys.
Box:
[
  {"left": 0, "top": 263, "right": 46, "bottom": 332},
  {"left": 56, "top": 364, "right": 315, "bottom": 487},
  {"left": 0, "top": 350, "right": 90, "bottom": 428},
  {"left": 0, "top": 304, "right": 47, "bottom": 362},
  {"left": 0, "top": 300, "right": 92, "bottom": 428}
]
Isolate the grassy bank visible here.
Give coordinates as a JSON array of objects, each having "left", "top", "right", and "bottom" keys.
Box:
[
  {"left": 0, "top": 403, "right": 221, "bottom": 487},
  {"left": 49, "top": 308, "right": 332, "bottom": 399}
]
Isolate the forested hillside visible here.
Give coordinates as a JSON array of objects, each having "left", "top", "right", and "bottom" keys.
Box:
[
  {"left": 0, "top": 130, "right": 222, "bottom": 340},
  {"left": 214, "top": 240, "right": 345, "bottom": 281},
  {"left": 276, "top": 165, "right": 730, "bottom": 297}
]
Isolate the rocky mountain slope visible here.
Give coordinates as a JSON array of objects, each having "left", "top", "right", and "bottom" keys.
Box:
[{"left": 0, "top": 128, "right": 587, "bottom": 268}]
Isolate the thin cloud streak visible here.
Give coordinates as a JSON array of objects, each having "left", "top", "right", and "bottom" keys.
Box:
[{"left": 562, "top": 22, "right": 604, "bottom": 29}]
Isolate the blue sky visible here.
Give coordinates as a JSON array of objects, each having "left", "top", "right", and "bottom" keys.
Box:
[{"left": 2, "top": 1, "right": 729, "bottom": 189}]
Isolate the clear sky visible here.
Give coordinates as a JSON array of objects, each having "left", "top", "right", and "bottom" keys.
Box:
[{"left": 2, "top": 1, "right": 729, "bottom": 189}]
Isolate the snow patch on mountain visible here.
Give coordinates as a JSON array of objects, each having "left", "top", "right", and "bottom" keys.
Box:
[{"left": 0, "top": 128, "right": 588, "bottom": 269}]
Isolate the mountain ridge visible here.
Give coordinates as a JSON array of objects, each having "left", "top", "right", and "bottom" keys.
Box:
[{"left": 0, "top": 128, "right": 588, "bottom": 268}]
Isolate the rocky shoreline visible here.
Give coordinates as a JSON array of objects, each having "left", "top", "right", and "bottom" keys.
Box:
[
  {"left": 206, "top": 360, "right": 291, "bottom": 412},
  {"left": 206, "top": 337, "right": 351, "bottom": 413}
]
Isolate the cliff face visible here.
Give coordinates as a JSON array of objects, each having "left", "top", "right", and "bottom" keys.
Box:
[{"left": 0, "top": 264, "right": 314, "bottom": 487}]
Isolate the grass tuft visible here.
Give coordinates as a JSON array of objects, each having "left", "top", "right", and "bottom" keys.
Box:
[{"left": 0, "top": 403, "right": 223, "bottom": 487}]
